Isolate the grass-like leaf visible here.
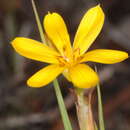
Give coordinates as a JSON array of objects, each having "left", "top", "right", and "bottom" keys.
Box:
[
  {"left": 95, "top": 66, "right": 105, "bottom": 130},
  {"left": 31, "top": 1, "right": 73, "bottom": 130},
  {"left": 53, "top": 79, "right": 73, "bottom": 130}
]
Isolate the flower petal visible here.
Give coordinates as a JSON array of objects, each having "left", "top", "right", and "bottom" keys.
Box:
[
  {"left": 69, "top": 64, "right": 99, "bottom": 88},
  {"left": 44, "top": 12, "right": 72, "bottom": 57},
  {"left": 81, "top": 49, "right": 128, "bottom": 64},
  {"left": 11, "top": 37, "right": 60, "bottom": 64},
  {"left": 27, "top": 64, "right": 65, "bottom": 87},
  {"left": 73, "top": 5, "right": 105, "bottom": 55}
]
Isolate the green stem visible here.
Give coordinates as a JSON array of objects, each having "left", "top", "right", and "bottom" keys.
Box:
[
  {"left": 31, "top": 1, "right": 72, "bottom": 130},
  {"left": 53, "top": 79, "right": 73, "bottom": 130},
  {"left": 95, "top": 66, "right": 105, "bottom": 130}
]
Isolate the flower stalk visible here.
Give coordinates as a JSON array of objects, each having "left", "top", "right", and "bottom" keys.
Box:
[{"left": 75, "top": 88, "right": 95, "bottom": 130}]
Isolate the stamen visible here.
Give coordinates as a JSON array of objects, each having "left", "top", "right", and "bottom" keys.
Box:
[
  {"left": 63, "top": 45, "right": 66, "bottom": 52},
  {"left": 57, "top": 56, "right": 67, "bottom": 66},
  {"left": 73, "top": 48, "right": 80, "bottom": 55},
  {"left": 63, "top": 56, "right": 70, "bottom": 62},
  {"left": 73, "top": 48, "right": 81, "bottom": 61}
]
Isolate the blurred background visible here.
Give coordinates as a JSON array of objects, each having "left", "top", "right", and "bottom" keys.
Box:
[{"left": 0, "top": 0, "right": 130, "bottom": 130}]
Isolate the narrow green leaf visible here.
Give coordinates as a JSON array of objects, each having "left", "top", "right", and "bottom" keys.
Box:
[
  {"left": 31, "top": 1, "right": 72, "bottom": 130},
  {"left": 53, "top": 79, "right": 73, "bottom": 130},
  {"left": 31, "top": 0, "right": 46, "bottom": 44},
  {"left": 95, "top": 66, "right": 105, "bottom": 130}
]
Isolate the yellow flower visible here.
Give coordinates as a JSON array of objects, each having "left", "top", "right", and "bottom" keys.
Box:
[{"left": 11, "top": 5, "right": 128, "bottom": 88}]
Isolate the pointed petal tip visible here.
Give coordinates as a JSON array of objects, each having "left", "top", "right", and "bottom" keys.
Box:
[
  {"left": 47, "top": 11, "right": 51, "bottom": 14},
  {"left": 93, "top": 4, "right": 105, "bottom": 18},
  {"left": 97, "top": 4, "right": 101, "bottom": 7},
  {"left": 94, "top": 4, "right": 102, "bottom": 9},
  {"left": 91, "top": 4, "right": 101, "bottom": 10},
  {"left": 45, "top": 11, "right": 55, "bottom": 17},
  {"left": 44, "top": 12, "right": 59, "bottom": 19}
]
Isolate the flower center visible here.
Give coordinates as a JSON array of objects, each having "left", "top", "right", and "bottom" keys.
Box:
[{"left": 57, "top": 48, "right": 83, "bottom": 67}]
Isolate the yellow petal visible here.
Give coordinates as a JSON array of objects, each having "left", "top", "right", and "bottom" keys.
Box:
[
  {"left": 44, "top": 12, "right": 72, "bottom": 57},
  {"left": 81, "top": 49, "right": 128, "bottom": 64},
  {"left": 11, "top": 37, "right": 60, "bottom": 64},
  {"left": 27, "top": 64, "right": 65, "bottom": 87},
  {"left": 69, "top": 64, "right": 99, "bottom": 88},
  {"left": 73, "top": 5, "right": 105, "bottom": 55}
]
